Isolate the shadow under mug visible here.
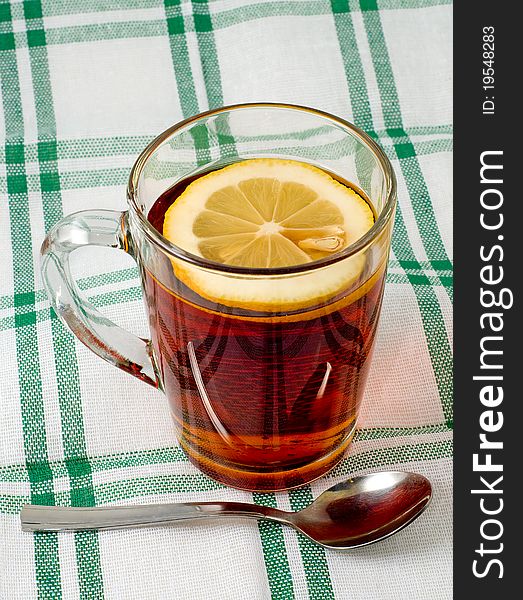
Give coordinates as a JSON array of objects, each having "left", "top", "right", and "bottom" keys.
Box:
[{"left": 41, "top": 103, "right": 397, "bottom": 491}]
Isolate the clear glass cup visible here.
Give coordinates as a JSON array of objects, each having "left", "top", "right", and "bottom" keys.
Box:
[{"left": 41, "top": 104, "right": 397, "bottom": 491}]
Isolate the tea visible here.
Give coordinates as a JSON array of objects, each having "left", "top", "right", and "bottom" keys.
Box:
[{"left": 144, "top": 163, "right": 385, "bottom": 490}]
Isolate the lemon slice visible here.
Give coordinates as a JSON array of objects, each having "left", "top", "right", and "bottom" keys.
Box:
[{"left": 163, "top": 159, "right": 374, "bottom": 312}]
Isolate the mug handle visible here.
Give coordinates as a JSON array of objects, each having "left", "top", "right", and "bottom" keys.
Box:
[{"left": 40, "top": 209, "right": 160, "bottom": 388}]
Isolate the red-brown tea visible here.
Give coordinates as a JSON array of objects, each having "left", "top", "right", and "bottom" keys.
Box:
[{"left": 145, "top": 169, "right": 385, "bottom": 490}]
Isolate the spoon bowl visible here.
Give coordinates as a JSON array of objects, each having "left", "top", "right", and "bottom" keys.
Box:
[
  {"left": 288, "top": 471, "right": 432, "bottom": 548},
  {"left": 20, "top": 471, "right": 432, "bottom": 550}
]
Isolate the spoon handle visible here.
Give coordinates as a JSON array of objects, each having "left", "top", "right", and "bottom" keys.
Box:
[{"left": 20, "top": 502, "right": 288, "bottom": 532}]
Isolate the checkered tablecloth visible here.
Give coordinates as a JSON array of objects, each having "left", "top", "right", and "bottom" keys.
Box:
[{"left": 0, "top": 1, "right": 452, "bottom": 598}]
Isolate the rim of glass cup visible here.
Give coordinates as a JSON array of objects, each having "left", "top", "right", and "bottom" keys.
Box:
[{"left": 127, "top": 102, "right": 397, "bottom": 276}]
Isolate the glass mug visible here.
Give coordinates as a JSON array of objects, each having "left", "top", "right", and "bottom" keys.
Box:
[{"left": 41, "top": 104, "right": 396, "bottom": 491}]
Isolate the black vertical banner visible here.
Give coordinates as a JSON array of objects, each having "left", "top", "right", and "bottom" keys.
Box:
[{"left": 454, "top": 3, "right": 519, "bottom": 597}]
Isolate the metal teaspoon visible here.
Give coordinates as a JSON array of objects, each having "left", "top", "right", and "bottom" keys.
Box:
[{"left": 20, "top": 471, "right": 432, "bottom": 550}]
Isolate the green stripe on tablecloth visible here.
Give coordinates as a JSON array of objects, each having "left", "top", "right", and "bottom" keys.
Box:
[
  {"left": 0, "top": 447, "right": 184, "bottom": 483},
  {"left": 0, "top": 424, "right": 451, "bottom": 483},
  {"left": 32, "top": 137, "right": 454, "bottom": 190},
  {"left": 163, "top": 0, "right": 199, "bottom": 116},
  {"left": 38, "top": 0, "right": 161, "bottom": 17},
  {"left": 0, "top": 125, "right": 452, "bottom": 162},
  {"left": 0, "top": 4, "right": 62, "bottom": 596},
  {"left": 329, "top": 438, "right": 452, "bottom": 477},
  {"left": 23, "top": 0, "right": 105, "bottom": 596},
  {"left": 87, "top": 286, "right": 143, "bottom": 306},
  {"left": 354, "top": 422, "right": 452, "bottom": 441},
  {"left": 389, "top": 258, "right": 453, "bottom": 274},
  {"left": 191, "top": 0, "right": 223, "bottom": 109},
  {"left": 42, "top": 20, "right": 167, "bottom": 46},
  {"left": 163, "top": 0, "right": 213, "bottom": 164},
  {"left": 0, "top": 134, "right": 452, "bottom": 184},
  {"left": 252, "top": 493, "right": 295, "bottom": 599},
  {"left": 0, "top": 136, "right": 451, "bottom": 198},
  {"left": 77, "top": 268, "right": 140, "bottom": 290},
  {"left": 0, "top": 438, "right": 453, "bottom": 515},
  {"left": 0, "top": 267, "right": 454, "bottom": 333},
  {"left": 331, "top": 2, "right": 452, "bottom": 423},
  {"left": 0, "top": 254, "right": 452, "bottom": 313},
  {"left": 331, "top": 0, "right": 373, "bottom": 130},
  {"left": 288, "top": 487, "right": 335, "bottom": 599},
  {"left": 387, "top": 272, "right": 452, "bottom": 287},
  {"left": 53, "top": 135, "right": 155, "bottom": 160},
  {"left": 0, "top": 289, "right": 142, "bottom": 332},
  {"left": 190, "top": 0, "right": 238, "bottom": 165}
]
